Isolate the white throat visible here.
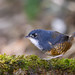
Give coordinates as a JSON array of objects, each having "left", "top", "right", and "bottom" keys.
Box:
[{"left": 28, "top": 37, "right": 43, "bottom": 50}]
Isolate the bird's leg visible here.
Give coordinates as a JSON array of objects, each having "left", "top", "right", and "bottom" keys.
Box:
[
  {"left": 51, "top": 54, "right": 63, "bottom": 59},
  {"left": 43, "top": 54, "right": 63, "bottom": 60}
]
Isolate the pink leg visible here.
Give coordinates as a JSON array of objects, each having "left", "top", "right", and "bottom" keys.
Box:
[{"left": 43, "top": 54, "right": 63, "bottom": 60}]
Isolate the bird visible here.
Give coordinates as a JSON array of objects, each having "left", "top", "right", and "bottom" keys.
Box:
[{"left": 25, "top": 29, "right": 75, "bottom": 60}]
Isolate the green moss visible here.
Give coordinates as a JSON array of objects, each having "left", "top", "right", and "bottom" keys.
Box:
[{"left": 0, "top": 54, "right": 75, "bottom": 74}]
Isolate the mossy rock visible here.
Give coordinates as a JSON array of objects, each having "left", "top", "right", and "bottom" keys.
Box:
[{"left": 0, "top": 54, "right": 75, "bottom": 75}]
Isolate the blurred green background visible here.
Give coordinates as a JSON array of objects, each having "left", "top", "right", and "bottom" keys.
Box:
[{"left": 0, "top": 0, "right": 75, "bottom": 58}]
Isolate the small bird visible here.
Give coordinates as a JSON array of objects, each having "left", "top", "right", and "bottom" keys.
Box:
[{"left": 26, "top": 29, "right": 75, "bottom": 59}]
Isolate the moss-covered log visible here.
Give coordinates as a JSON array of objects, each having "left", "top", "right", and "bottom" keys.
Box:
[{"left": 0, "top": 54, "right": 75, "bottom": 75}]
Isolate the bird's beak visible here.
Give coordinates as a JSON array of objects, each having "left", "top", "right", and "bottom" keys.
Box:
[{"left": 25, "top": 35, "right": 29, "bottom": 38}]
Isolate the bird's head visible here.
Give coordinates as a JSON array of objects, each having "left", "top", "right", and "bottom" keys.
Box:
[
  {"left": 26, "top": 29, "right": 41, "bottom": 40},
  {"left": 25, "top": 29, "right": 45, "bottom": 50},
  {"left": 26, "top": 29, "right": 49, "bottom": 40},
  {"left": 25, "top": 29, "right": 50, "bottom": 50}
]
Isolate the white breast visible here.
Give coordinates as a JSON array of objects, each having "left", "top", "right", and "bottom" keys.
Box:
[{"left": 28, "top": 37, "right": 43, "bottom": 50}]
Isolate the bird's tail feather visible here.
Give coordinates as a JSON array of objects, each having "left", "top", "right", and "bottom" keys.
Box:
[
  {"left": 69, "top": 32, "right": 75, "bottom": 42},
  {"left": 71, "top": 32, "right": 75, "bottom": 38}
]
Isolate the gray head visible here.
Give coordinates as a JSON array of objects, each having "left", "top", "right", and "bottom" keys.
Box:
[
  {"left": 26, "top": 29, "right": 41, "bottom": 39},
  {"left": 25, "top": 29, "right": 52, "bottom": 51},
  {"left": 26, "top": 29, "right": 51, "bottom": 40}
]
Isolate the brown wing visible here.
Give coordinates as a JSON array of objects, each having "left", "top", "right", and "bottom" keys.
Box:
[{"left": 46, "top": 41, "right": 72, "bottom": 56}]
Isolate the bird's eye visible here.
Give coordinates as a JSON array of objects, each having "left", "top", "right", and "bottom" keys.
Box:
[
  {"left": 30, "top": 33, "right": 37, "bottom": 38},
  {"left": 33, "top": 33, "right": 37, "bottom": 37}
]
